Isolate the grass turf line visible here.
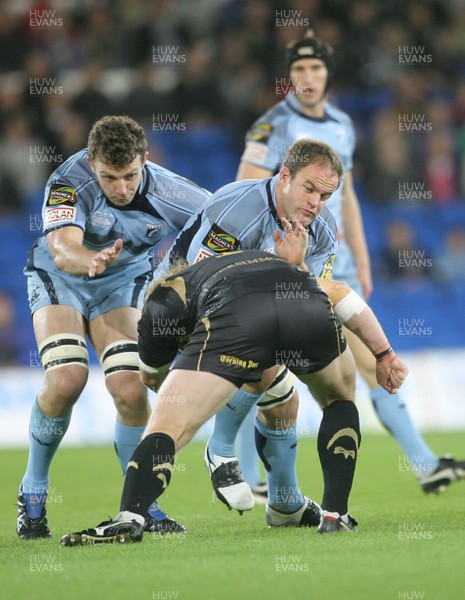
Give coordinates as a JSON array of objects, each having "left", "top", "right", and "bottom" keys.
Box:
[{"left": 1, "top": 433, "right": 465, "bottom": 600}]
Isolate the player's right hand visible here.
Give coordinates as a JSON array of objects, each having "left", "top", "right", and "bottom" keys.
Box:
[
  {"left": 88, "top": 239, "right": 123, "bottom": 277},
  {"left": 375, "top": 351, "right": 409, "bottom": 394},
  {"left": 274, "top": 216, "right": 308, "bottom": 269}
]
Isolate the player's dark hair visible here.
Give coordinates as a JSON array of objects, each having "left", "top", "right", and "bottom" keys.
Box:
[
  {"left": 283, "top": 139, "right": 343, "bottom": 184},
  {"left": 87, "top": 115, "right": 147, "bottom": 168}
]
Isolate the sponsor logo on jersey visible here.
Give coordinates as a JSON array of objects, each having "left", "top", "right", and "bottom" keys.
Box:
[
  {"left": 248, "top": 122, "right": 273, "bottom": 143},
  {"left": 202, "top": 223, "right": 239, "bottom": 253},
  {"left": 194, "top": 248, "right": 215, "bottom": 263},
  {"left": 89, "top": 210, "right": 114, "bottom": 229},
  {"left": 242, "top": 141, "right": 269, "bottom": 164},
  {"left": 44, "top": 206, "right": 76, "bottom": 225},
  {"left": 321, "top": 253, "right": 335, "bottom": 279},
  {"left": 46, "top": 184, "right": 76, "bottom": 206},
  {"left": 146, "top": 223, "right": 163, "bottom": 238}
]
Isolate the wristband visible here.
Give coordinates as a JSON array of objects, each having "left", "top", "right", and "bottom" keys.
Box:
[{"left": 374, "top": 347, "right": 394, "bottom": 361}]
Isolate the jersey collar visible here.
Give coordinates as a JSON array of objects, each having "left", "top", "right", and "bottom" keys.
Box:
[
  {"left": 285, "top": 93, "right": 336, "bottom": 123},
  {"left": 266, "top": 176, "right": 282, "bottom": 229}
]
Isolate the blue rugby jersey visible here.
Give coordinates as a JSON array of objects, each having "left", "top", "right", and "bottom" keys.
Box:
[
  {"left": 27, "top": 149, "right": 211, "bottom": 277},
  {"left": 165, "top": 174, "right": 337, "bottom": 279}
]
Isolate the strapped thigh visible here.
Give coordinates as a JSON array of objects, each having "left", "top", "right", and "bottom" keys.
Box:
[
  {"left": 39, "top": 333, "right": 89, "bottom": 372},
  {"left": 100, "top": 339, "right": 139, "bottom": 378},
  {"left": 257, "top": 365, "right": 296, "bottom": 411}
]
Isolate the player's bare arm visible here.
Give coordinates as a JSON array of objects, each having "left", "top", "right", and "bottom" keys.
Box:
[
  {"left": 236, "top": 161, "right": 273, "bottom": 181},
  {"left": 47, "top": 226, "right": 123, "bottom": 278},
  {"left": 341, "top": 172, "right": 373, "bottom": 298},
  {"left": 318, "top": 278, "right": 408, "bottom": 394}
]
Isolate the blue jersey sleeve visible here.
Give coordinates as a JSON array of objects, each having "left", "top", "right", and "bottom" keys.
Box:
[
  {"left": 240, "top": 103, "right": 291, "bottom": 173},
  {"left": 42, "top": 161, "right": 94, "bottom": 234}
]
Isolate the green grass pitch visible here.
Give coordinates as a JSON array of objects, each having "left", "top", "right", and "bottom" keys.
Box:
[{"left": 2, "top": 432, "right": 465, "bottom": 600}]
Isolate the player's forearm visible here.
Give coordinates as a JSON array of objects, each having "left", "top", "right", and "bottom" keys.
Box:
[
  {"left": 342, "top": 193, "right": 371, "bottom": 272},
  {"left": 339, "top": 296, "right": 408, "bottom": 393},
  {"left": 52, "top": 240, "right": 98, "bottom": 276},
  {"left": 319, "top": 278, "right": 390, "bottom": 356},
  {"left": 343, "top": 307, "right": 390, "bottom": 357}
]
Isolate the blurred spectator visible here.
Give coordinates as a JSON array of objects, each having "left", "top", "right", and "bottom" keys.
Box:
[
  {"left": 0, "top": 292, "right": 21, "bottom": 366},
  {"left": 0, "top": 8, "right": 31, "bottom": 71},
  {"left": 433, "top": 227, "right": 465, "bottom": 283},
  {"left": 172, "top": 40, "right": 223, "bottom": 123},
  {"left": 123, "top": 0, "right": 185, "bottom": 67},
  {"left": 361, "top": 108, "right": 415, "bottom": 203},
  {"left": 119, "top": 62, "right": 176, "bottom": 129},
  {"left": 0, "top": 170, "right": 23, "bottom": 215},
  {"left": 425, "top": 131, "right": 457, "bottom": 204},
  {"left": 71, "top": 60, "right": 114, "bottom": 128},
  {"left": 80, "top": 6, "right": 126, "bottom": 67},
  {"left": 378, "top": 220, "right": 432, "bottom": 281},
  {"left": 336, "top": 0, "right": 382, "bottom": 90},
  {"left": 55, "top": 112, "right": 88, "bottom": 158},
  {"left": 424, "top": 100, "right": 458, "bottom": 203},
  {"left": 0, "top": 113, "right": 49, "bottom": 199},
  {"left": 21, "top": 53, "right": 60, "bottom": 145}
]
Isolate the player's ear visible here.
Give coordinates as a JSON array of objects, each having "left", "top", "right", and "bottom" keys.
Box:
[
  {"left": 142, "top": 151, "right": 149, "bottom": 166},
  {"left": 87, "top": 156, "right": 96, "bottom": 173},
  {"left": 279, "top": 166, "right": 291, "bottom": 185}
]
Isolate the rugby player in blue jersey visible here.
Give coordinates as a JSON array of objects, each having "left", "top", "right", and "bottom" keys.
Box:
[
  {"left": 209, "top": 30, "right": 465, "bottom": 512},
  {"left": 156, "top": 138, "right": 372, "bottom": 530},
  {"left": 17, "top": 115, "right": 211, "bottom": 539}
]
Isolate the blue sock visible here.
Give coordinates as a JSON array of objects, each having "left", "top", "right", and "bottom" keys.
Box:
[
  {"left": 254, "top": 416, "right": 304, "bottom": 513},
  {"left": 114, "top": 420, "right": 146, "bottom": 475},
  {"left": 208, "top": 389, "right": 261, "bottom": 458},
  {"left": 147, "top": 501, "right": 169, "bottom": 521},
  {"left": 370, "top": 387, "right": 438, "bottom": 477},
  {"left": 21, "top": 399, "right": 71, "bottom": 518},
  {"left": 237, "top": 408, "right": 261, "bottom": 487}
]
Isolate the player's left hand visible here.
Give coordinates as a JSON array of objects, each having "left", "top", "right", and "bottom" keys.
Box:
[
  {"left": 357, "top": 263, "right": 373, "bottom": 299},
  {"left": 274, "top": 217, "right": 308, "bottom": 269},
  {"left": 375, "top": 351, "right": 409, "bottom": 394},
  {"left": 88, "top": 239, "right": 123, "bottom": 277}
]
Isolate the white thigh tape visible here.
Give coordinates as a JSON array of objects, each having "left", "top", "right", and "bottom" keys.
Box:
[
  {"left": 39, "top": 333, "right": 88, "bottom": 372},
  {"left": 100, "top": 339, "right": 139, "bottom": 377},
  {"left": 257, "top": 366, "right": 296, "bottom": 411}
]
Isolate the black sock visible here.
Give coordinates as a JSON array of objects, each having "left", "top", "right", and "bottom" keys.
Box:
[
  {"left": 317, "top": 401, "right": 361, "bottom": 515},
  {"left": 120, "top": 432, "right": 175, "bottom": 517}
]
